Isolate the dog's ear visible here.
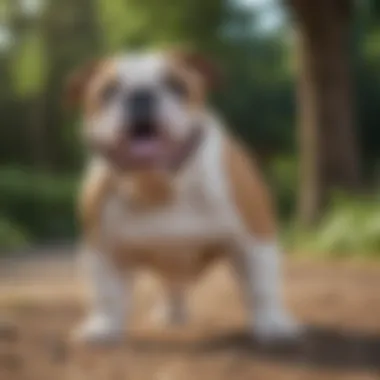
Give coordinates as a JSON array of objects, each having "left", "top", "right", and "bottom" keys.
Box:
[
  {"left": 63, "top": 59, "right": 101, "bottom": 109},
  {"left": 177, "top": 52, "right": 222, "bottom": 90}
]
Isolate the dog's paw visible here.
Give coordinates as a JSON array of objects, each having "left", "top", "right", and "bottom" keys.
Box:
[
  {"left": 252, "top": 311, "right": 304, "bottom": 343},
  {"left": 71, "top": 315, "right": 124, "bottom": 345}
]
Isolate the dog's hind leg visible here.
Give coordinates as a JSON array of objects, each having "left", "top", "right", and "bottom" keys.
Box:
[{"left": 150, "top": 285, "right": 188, "bottom": 327}]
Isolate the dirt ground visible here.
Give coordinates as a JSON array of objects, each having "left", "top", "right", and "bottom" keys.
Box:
[{"left": 0, "top": 252, "right": 380, "bottom": 380}]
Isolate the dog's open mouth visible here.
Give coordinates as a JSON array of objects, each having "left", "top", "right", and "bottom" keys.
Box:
[
  {"left": 129, "top": 140, "right": 163, "bottom": 160},
  {"left": 99, "top": 123, "right": 169, "bottom": 171},
  {"left": 97, "top": 123, "right": 203, "bottom": 172},
  {"left": 127, "top": 122, "right": 165, "bottom": 163}
]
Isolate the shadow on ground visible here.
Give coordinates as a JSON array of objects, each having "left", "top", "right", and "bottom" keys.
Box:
[{"left": 126, "top": 326, "right": 380, "bottom": 371}]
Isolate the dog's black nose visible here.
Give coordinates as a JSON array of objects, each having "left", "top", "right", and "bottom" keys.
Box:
[{"left": 128, "top": 89, "right": 156, "bottom": 124}]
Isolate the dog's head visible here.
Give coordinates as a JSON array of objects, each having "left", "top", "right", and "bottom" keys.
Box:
[{"left": 65, "top": 51, "right": 219, "bottom": 172}]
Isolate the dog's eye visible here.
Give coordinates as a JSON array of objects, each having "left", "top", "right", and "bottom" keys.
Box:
[
  {"left": 101, "top": 82, "right": 120, "bottom": 103},
  {"left": 163, "top": 75, "right": 188, "bottom": 98}
]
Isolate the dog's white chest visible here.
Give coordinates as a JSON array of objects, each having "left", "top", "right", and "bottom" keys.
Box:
[
  {"left": 106, "top": 190, "right": 230, "bottom": 250},
  {"left": 101, "top": 124, "right": 240, "bottom": 261}
]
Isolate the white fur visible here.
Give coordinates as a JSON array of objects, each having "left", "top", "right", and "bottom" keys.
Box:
[
  {"left": 75, "top": 113, "right": 302, "bottom": 343},
  {"left": 75, "top": 54, "right": 302, "bottom": 343},
  {"left": 231, "top": 239, "right": 302, "bottom": 341},
  {"left": 86, "top": 53, "right": 201, "bottom": 149},
  {"left": 73, "top": 245, "right": 132, "bottom": 343}
]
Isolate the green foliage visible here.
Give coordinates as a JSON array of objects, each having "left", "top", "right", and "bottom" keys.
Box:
[
  {"left": 99, "top": 0, "right": 142, "bottom": 50},
  {"left": 267, "top": 155, "right": 380, "bottom": 257},
  {"left": 285, "top": 195, "right": 380, "bottom": 257},
  {"left": 0, "top": 167, "right": 78, "bottom": 243},
  {"left": 0, "top": 217, "right": 30, "bottom": 251},
  {"left": 353, "top": 1, "right": 380, "bottom": 181},
  {"left": 12, "top": 31, "right": 46, "bottom": 96},
  {"left": 0, "top": 0, "right": 378, "bottom": 254},
  {"left": 266, "top": 155, "right": 298, "bottom": 219}
]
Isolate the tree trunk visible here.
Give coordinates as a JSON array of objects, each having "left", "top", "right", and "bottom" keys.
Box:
[{"left": 290, "top": 0, "right": 361, "bottom": 226}]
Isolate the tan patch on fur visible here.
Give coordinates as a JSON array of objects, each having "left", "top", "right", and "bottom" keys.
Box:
[
  {"left": 168, "top": 53, "right": 206, "bottom": 109},
  {"left": 112, "top": 241, "right": 228, "bottom": 282},
  {"left": 116, "top": 170, "right": 174, "bottom": 209},
  {"left": 64, "top": 61, "right": 99, "bottom": 109},
  {"left": 169, "top": 50, "right": 220, "bottom": 91},
  {"left": 84, "top": 59, "right": 117, "bottom": 116},
  {"left": 224, "top": 136, "right": 277, "bottom": 240},
  {"left": 64, "top": 58, "right": 116, "bottom": 110},
  {"left": 78, "top": 162, "right": 113, "bottom": 244}
]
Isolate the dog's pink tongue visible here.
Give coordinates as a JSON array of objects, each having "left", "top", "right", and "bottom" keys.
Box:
[{"left": 129, "top": 140, "right": 161, "bottom": 159}]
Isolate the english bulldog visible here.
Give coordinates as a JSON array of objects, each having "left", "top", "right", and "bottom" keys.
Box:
[{"left": 66, "top": 51, "right": 302, "bottom": 344}]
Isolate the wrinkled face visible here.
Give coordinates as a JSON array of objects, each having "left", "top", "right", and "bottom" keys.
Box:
[{"left": 69, "top": 52, "right": 216, "bottom": 171}]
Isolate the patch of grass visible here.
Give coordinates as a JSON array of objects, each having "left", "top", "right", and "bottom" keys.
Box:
[{"left": 283, "top": 194, "right": 380, "bottom": 258}]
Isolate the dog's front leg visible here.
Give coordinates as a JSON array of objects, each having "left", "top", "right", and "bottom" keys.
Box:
[
  {"left": 232, "top": 238, "right": 303, "bottom": 342},
  {"left": 72, "top": 246, "right": 132, "bottom": 344}
]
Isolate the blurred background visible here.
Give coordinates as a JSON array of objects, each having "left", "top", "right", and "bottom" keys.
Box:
[
  {"left": 0, "top": 2, "right": 380, "bottom": 380},
  {"left": 0, "top": 0, "right": 379, "bottom": 256}
]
